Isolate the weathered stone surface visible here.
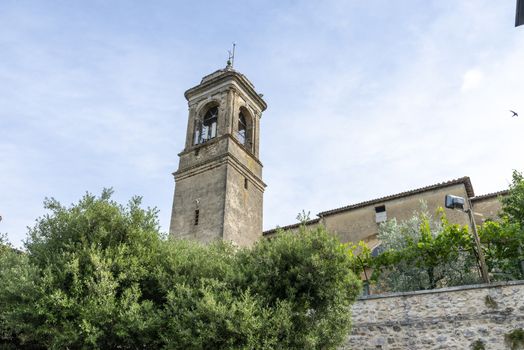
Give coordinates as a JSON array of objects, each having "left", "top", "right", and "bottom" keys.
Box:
[
  {"left": 342, "top": 281, "right": 524, "bottom": 350},
  {"left": 170, "top": 67, "right": 266, "bottom": 247}
]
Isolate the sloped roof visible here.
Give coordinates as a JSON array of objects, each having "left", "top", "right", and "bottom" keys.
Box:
[
  {"left": 263, "top": 177, "right": 476, "bottom": 236},
  {"left": 263, "top": 218, "right": 320, "bottom": 236},
  {"left": 471, "top": 189, "right": 509, "bottom": 202},
  {"left": 317, "top": 177, "right": 475, "bottom": 217}
]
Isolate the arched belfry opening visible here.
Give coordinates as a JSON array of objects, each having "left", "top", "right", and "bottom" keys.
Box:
[
  {"left": 237, "top": 107, "right": 254, "bottom": 152},
  {"left": 194, "top": 104, "right": 219, "bottom": 145},
  {"left": 170, "top": 65, "right": 267, "bottom": 247}
]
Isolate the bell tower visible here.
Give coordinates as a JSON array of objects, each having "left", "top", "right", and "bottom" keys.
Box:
[{"left": 169, "top": 64, "right": 267, "bottom": 247}]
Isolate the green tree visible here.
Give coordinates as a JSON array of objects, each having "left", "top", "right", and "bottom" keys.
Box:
[
  {"left": 0, "top": 234, "right": 40, "bottom": 349},
  {"left": 479, "top": 170, "right": 524, "bottom": 280},
  {"left": 501, "top": 170, "right": 524, "bottom": 226},
  {"left": 1, "top": 190, "right": 164, "bottom": 349},
  {"left": 371, "top": 208, "right": 479, "bottom": 292},
  {"left": 0, "top": 190, "right": 361, "bottom": 349},
  {"left": 344, "top": 240, "right": 372, "bottom": 289},
  {"left": 235, "top": 226, "right": 362, "bottom": 349},
  {"left": 480, "top": 219, "right": 524, "bottom": 280}
]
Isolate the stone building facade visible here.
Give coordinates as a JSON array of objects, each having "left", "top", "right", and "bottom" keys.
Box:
[
  {"left": 169, "top": 65, "right": 266, "bottom": 247},
  {"left": 264, "top": 177, "right": 508, "bottom": 251}
]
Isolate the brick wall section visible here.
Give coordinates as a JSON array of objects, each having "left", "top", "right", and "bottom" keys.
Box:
[{"left": 343, "top": 281, "right": 524, "bottom": 350}]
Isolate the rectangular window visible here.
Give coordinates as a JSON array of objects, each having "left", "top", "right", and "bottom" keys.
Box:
[
  {"left": 244, "top": 178, "right": 248, "bottom": 190},
  {"left": 375, "top": 205, "right": 387, "bottom": 223},
  {"left": 375, "top": 205, "right": 386, "bottom": 213},
  {"left": 194, "top": 209, "right": 199, "bottom": 226}
]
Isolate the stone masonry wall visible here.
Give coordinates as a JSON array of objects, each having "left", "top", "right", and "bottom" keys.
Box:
[
  {"left": 324, "top": 183, "right": 471, "bottom": 247},
  {"left": 343, "top": 281, "right": 524, "bottom": 350}
]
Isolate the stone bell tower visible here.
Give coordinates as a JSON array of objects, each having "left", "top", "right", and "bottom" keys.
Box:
[{"left": 169, "top": 64, "right": 267, "bottom": 247}]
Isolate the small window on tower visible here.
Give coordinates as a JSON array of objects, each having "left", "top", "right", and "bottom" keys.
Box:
[
  {"left": 244, "top": 177, "right": 249, "bottom": 190},
  {"left": 194, "top": 209, "right": 199, "bottom": 226}
]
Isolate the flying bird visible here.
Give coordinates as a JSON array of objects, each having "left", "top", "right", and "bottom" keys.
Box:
[{"left": 510, "top": 110, "right": 519, "bottom": 117}]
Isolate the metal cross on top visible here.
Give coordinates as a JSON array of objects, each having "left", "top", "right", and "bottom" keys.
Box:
[{"left": 227, "top": 42, "right": 236, "bottom": 68}]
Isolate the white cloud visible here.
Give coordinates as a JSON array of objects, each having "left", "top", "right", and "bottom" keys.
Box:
[
  {"left": 260, "top": 0, "right": 524, "bottom": 229},
  {"left": 461, "top": 69, "right": 484, "bottom": 92},
  {"left": 1, "top": 1, "right": 523, "bottom": 244}
]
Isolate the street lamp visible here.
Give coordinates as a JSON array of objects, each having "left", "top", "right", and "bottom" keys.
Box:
[{"left": 445, "top": 194, "right": 490, "bottom": 284}]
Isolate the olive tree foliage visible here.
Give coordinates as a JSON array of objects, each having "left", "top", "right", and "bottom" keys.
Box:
[
  {"left": 344, "top": 240, "right": 372, "bottom": 287},
  {"left": 0, "top": 190, "right": 361, "bottom": 349},
  {"left": 479, "top": 170, "right": 524, "bottom": 280},
  {"left": 370, "top": 207, "right": 480, "bottom": 292},
  {"left": 480, "top": 219, "right": 524, "bottom": 280},
  {"left": 501, "top": 170, "right": 524, "bottom": 227}
]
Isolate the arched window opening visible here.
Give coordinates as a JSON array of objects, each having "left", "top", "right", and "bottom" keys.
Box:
[
  {"left": 237, "top": 112, "right": 247, "bottom": 145},
  {"left": 194, "top": 106, "right": 218, "bottom": 145},
  {"left": 237, "top": 109, "right": 253, "bottom": 151}
]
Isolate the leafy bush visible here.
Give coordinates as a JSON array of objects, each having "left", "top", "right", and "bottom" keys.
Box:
[
  {"left": 479, "top": 170, "right": 524, "bottom": 280},
  {"left": 501, "top": 170, "right": 524, "bottom": 227},
  {"left": 0, "top": 190, "right": 360, "bottom": 349},
  {"left": 370, "top": 207, "right": 479, "bottom": 292},
  {"left": 479, "top": 219, "right": 524, "bottom": 280}
]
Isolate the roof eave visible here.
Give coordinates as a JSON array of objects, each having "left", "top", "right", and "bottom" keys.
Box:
[{"left": 318, "top": 176, "right": 475, "bottom": 217}]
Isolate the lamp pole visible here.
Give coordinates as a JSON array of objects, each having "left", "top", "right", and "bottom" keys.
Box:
[{"left": 465, "top": 199, "right": 490, "bottom": 284}]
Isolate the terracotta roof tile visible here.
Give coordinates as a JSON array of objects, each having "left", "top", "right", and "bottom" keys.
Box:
[
  {"left": 471, "top": 189, "right": 509, "bottom": 202},
  {"left": 263, "top": 218, "right": 320, "bottom": 236},
  {"left": 317, "top": 177, "right": 475, "bottom": 217},
  {"left": 263, "top": 177, "right": 477, "bottom": 236}
]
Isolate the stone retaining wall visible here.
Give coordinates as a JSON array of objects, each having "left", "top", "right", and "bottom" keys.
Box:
[{"left": 343, "top": 281, "right": 524, "bottom": 349}]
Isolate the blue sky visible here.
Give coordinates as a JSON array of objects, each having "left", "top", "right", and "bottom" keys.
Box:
[{"left": 1, "top": 1, "right": 523, "bottom": 248}]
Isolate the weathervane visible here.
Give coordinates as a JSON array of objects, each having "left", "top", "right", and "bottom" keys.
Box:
[{"left": 227, "top": 42, "right": 236, "bottom": 68}]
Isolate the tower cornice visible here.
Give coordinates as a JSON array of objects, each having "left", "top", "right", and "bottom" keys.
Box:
[
  {"left": 177, "top": 134, "right": 263, "bottom": 167},
  {"left": 173, "top": 151, "right": 266, "bottom": 192},
  {"left": 184, "top": 69, "right": 267, "bottom": 112}
]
